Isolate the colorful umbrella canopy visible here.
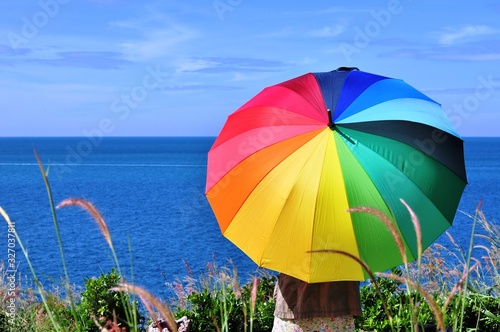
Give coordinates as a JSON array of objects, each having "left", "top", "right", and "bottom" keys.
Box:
[{"left": 205, "top": 67, "right": 467, "bottom": 283}]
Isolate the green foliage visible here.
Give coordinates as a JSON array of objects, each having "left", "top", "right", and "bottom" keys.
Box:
[
  {"left": 41, "top": 293, "right": 75, "bottom": 329},
  {"left": 356, "top": 268, "right": 500, "bottom": 331},
  {"left": 0, "top": 309, "right": 9, "bottom": 331},
  {"left": 77, "top": 268, "right": 145, "bottom": 331},
  {"left": 179, "top": 287, "right": 235, "bottom": 331},
  {"left": 0, "top": 291, "right": 76, "bottom": 332},
  {"left": 356, "top": 267, "right": 435, "bottom": 331},
  {"left": 174, "top": 274, "right": 276, "bottom": 332},
  {"left": 445, "top": 292, "right": 500, "bottom": 331},
  {"left": 357, "top": 272, "right": 396, "bottom": 331},
  {"left": 241, "top": 276, "right": 275, "bottom": 331}
]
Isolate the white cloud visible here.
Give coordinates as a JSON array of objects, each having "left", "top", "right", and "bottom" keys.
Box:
[
  {"left": 122, "top": 26, "right": 197, "bottom": 61},
  {"left": 437, "top": 25, "right": 498, "bottom": 45},
  {"left": 289, "top": 57, "right": 317, "bottom": 66},
  {"left": 431, "top": 53, "right": 500, "bottom": 61},
  {"left": 255, "top": 27, "right": 295, "bottom": 39},
  {"left": 230, "top": 72, "right": 269, "bottom": 82},
  {"left": 113, "top": 15, "right": 198, "bottom": 61},
  {"left": 175, "top": 58, "right": 218, "bottom": 73},
  {"left": 309, "top": 24, "right": 346, "bottom": 38}
]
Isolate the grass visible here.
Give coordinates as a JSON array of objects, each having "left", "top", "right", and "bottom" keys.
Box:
[{"left": 1, "top": 152, "right": 499, "bottom": 331}]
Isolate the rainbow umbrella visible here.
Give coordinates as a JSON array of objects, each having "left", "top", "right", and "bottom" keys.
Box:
[{"left": 205, "top": 67, "right": 467, "bottom": 283}]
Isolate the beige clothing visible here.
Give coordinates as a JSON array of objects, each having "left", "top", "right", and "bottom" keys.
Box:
[{"left": 273, "top": 274, "right": 362, "bottom": 319}]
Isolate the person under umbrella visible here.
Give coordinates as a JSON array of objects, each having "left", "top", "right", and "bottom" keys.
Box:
[{"left": 272, "top": 273, "right": 361, "bottom": 331}]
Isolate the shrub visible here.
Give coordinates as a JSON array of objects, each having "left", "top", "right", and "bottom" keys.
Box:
[
  {"left": 356, "top": 267, "right": 435, "bottom": 331},
  {"left": 76, "top": 268, "right": 145, "bottom": 331},
  {"left": 240, "top": 275, "right": 275, "bottom": 332},
  {"left": 444, "top": 291, "right": 500, "bottom": 331},
  {"left": 170, "top": 262, "right": 276, "bottom": 332}
]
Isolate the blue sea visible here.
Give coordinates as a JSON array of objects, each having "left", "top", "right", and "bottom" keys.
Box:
[{"left": 0, "top": 137, "right": 499, "bottom": 300}]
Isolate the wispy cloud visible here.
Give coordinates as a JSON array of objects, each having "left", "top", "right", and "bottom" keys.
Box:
[
  {"left": 382, "top": 48, "right": 500, "bottom": 62},
  {"left": 0, "top": 44, "right": 31, "bottom": 56},
  {"left": 430, "top": 52, "right": 500, "bottom": 61},
  {"left": 380, "top": 39, "right": 500, "bottom": 62},
  {"left": 0, "top": 45, "right": 131, "bottom": 69},
  {"left": 436, "top": 25, "right": 499, "bottom": 45},
  {"left": 176, "top": 58, "right": 218, "bottom": 73},
  {"left": 422, "top": 87, "right": 498, "bottom": 95},
  {"left": 290, "top": 5, "right": 366, "bottom": 16},
  {"left": 120, "top": 27, "right": 195, "bottom": 60},
  {"left": 254, "top": 27, "right": 295, "bottom": 39},
  {"left": 309, "top": 24, "right": 346, "bottom": 38},
  {"left": 30, "top": 51, "right": 132, "bottom": 69},
  {"left": 85, "top": 0, "right": 121, "bottom": 3},
  {"left": 176, "top": 57, "right": 289, "bottom": 73},
  {"left": 161, "top": 84, "right": 243, "bottom": 93},
  {"left": 112, "top": 14, "right": 197, "bottom": 61},
  {"left": 289, "top": 57, "right": 317, "bottom": 66}
]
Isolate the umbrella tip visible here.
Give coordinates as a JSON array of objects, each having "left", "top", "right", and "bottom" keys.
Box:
[
  {"left": 327, "top": 109, "right": 335, "bottom": 130},
  {"left": 335, "top": 67, "right": 359, "bottom": 72}
]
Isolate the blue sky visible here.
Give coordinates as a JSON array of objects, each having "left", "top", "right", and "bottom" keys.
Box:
[{"left": 1, "top": 1, "right": 499, "bottom": 137}]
